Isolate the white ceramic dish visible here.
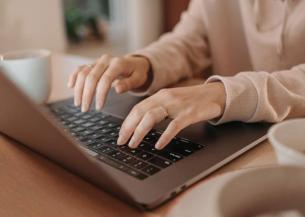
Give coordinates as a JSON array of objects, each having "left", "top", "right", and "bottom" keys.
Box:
[
  {"left": 166, "top": 166, "right": 305, "bottom": 217},
  {"left": 268, "top": 119, "right": 305, "bottom": 166}
]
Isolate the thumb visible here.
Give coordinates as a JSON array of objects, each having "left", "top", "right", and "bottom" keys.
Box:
[{"left": 113, "top": 71, "right": 144, "bottom": 93}]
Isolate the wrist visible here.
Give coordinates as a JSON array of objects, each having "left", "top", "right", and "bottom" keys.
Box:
[
  {"left": 205, "top": 82, "right": 226, "bottom": 117},
  {"left": 139, "top": 56, "right": 153, "bottom": 89},
  {"left": 130, "top": 55, "right": 153, "bottom": 92}
]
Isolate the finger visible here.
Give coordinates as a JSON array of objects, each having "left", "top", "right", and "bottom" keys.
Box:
[
  {"left": 155, "top": 115, "right": 192, "bottom": 150},
  {"left": 155, "top": 104, "right": 221, "bottom": 150},
  {"left": 113, "top": 71, "right": 144, "bottom": 94},
  {"left": 95, "top": 58, "right": 128, "bottom": 110},
  {"left": 74, "top": 66, "right": 91, "bottom": 106},
  {"left": 117, "top": 99, "right": 158, "bottom": 145},
  {"left": 68, "top": 65, "right": 85, "bottom": 88},
  {"left": 81, "top": 58, "right": 110, "bottom": 112},
  {"left": 127, "top": 106, "right": 168, "bottom": 149}
]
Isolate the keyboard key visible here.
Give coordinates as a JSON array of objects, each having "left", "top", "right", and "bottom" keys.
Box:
[
  {"left": 121, "top": 147, "right": 143, "bottom": 156},
  {"left": 99, "top": 137, "right": 114, "bottom": 144},
  {"left": 60, "top": 120, "right": 70, "bottom": 126},
  {"left": 166, "top": 144, "right": 195, "bottom": 157},
  {"left": 59, "top": 114, "right": 71, "bottom": 120},
  {"left": 189, "top": 143, "right": 203, "bottom": 150},
  {"left": 167, "top": 139, "right": 203, "bottom": 156},
  {"left": 98, "top": 155, "right": 123, "bottom": 169},
  {"left": 98, "top": 113, "right": 109, "bottom": 119},
  {"left": 98, "top": 155, "right": 147, "bottom": 180},
  {"left": 126, "top": 169, "right": 147, "bottom": 179},
  {"left": 67, "top": 123, "right": 77, "bottom": 129},
  {"left": 67, "top": 116, "right": 78, "bottom": 122},
  {"left": 90, "top": 117, "right": 103, "bottom": 123},
  {"left": 143, "top": 136, "right": 157, "bottom": 144},
  {"left": 91, "top": 133, "right": 104, "bottom": 140},
  {"left": 173, "top": 138, "right": 203, "bottom": 150},
  {"left": 137, "top": 152, "right": 153, "bottom": 161},
  {"left": 106, "top": 122, "right": 118, "bottom": 128},
  {"left": 132, "top": 161, "right": 148, "bottom": 170},
  {"left": 142, "top": 165, "right": 160, "bottom": 175},
  {"left": 74, "top": 119, "right": 86, "bottom": 125},
  {"left": 158, "top": 151, "right": 183, "bottom": 162},
  {"left": 70, "top": 132, "right": 77, "bottom": 137},
  {"left": 143, "top": 131, "right": 161, "bottom": 144},
  {"left": 82, "top": 122, "right": 95, "bottom": 128},
  {"left": 100, "top": 128, "right": 112, "bottom": 134},
  {"left": 77, "top": 136, "right": 87, "bottom": 142},
  {"left": 80, "top": 130, "right": 95, "bottom": 136},
  {"left": 71, "top": 127, "right": 86, "bottom": 133},
  {"left": 82, "top": 114, "right": 92, "bottom": 119},
  {"left": 83, "top": 138, "right": 97, "bottom": 146},
  {"left": 109, "top": 131, "right": 119, "bottom": 138},
  {"left": 95, "top": 146, "right": 115, "bottom": 155},
  {"left": 173, "top": 147, "right": 194, "bottom": 156},
  {"left": 98, "top": 120, "right": 109, "bottom": 125},
  {"left": 148, "top": 157, "right": 172, "bottom": 168},
  {"left": 122, "top": 155, "right": 139, "bottom": 165},
  {"left": 124, "top": 168, "right": 147, "bottom": 179},
  {"left": 151, "top": 131, "right": 161, "bottom": 137},
  {"left": 90, "top": 125, "right": 103, "bottom": 131},
  {"left": 107, "top": 150, "right": 128, "bottom": 161},
  {"left": 138, "top": 142, "right": 159, "bottom": 154},
  {"left": 107, "top": 139, "right": 117, "bottom": 146},
  {"left": 87, "top": 143, "right": 104, "bottom": 151},
  {"left": 74, "top": 112, "right": 84, "bottom": 117}
]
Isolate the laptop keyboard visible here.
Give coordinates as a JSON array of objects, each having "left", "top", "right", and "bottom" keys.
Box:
[{"left": 51, "top": 104, "right": 203, "bottom": 180}]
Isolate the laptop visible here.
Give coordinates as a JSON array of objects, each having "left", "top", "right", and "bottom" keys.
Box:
[{"left": 0, "top": 71, "right": 271, "bottom": 210}]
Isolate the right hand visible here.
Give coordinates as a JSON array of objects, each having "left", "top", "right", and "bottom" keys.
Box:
[{"left": 67, "top": 55, "right": 151, "bottom": 112}]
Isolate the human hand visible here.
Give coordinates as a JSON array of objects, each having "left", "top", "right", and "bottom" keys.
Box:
[
  {"left": 117, "top": 82, "right": 226, "bottom": 149},
  {"left": 68, "top": 55, "right": 151, "bottom": 112}
]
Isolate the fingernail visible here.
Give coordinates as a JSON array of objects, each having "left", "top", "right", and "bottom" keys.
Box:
[
  {"left": 115, "top": 86, "right": 122, "bottom": 94},
  {"left": 155, "top": 142, "right": 163, "bottom": 150},
  {"left": 81, "top": 104, "right": 88, "bottom": 112},
  {"left": 96, "top": 104, "right": 101, "bottom": 111},
  {"left": 128, "top": 137, "right": 137, "bottom": 149},
  {"left": 74, "top": 100, "right": 80, "bottom": 107},
  {"left": 117, "top": 136, "right": 124, "bottom": 145}
]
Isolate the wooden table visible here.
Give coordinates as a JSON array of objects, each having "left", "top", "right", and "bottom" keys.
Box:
[{"left": 0, "top": 54, "right": 277, "bottom": 217}]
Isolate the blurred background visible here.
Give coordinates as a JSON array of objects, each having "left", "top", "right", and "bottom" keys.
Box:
[{"left": 0, "top": 0, "right": 189, "bottom": 58}]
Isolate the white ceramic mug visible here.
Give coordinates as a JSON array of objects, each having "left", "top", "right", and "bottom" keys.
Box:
[
  {"left": 268, "top": 118, "right": 305, "bottom": 166},
  {"left": 0, "top": 49, "right": 51, "bottom": 104}
]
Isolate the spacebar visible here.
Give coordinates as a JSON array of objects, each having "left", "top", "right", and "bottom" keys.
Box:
[{"left": 98, "top": 155, "right": 147, "bottom": 180}]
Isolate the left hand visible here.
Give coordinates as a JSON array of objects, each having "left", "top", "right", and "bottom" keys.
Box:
[{"left": 117, "top": 82, "right": 226, "bottom": 149}]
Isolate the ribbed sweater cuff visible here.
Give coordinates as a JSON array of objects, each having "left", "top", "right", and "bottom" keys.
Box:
[{"left": 205, "top": 75, "right": 258, "bottom": 125}]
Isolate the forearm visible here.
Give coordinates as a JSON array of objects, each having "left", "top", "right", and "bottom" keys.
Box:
[
  {"left": 206, "top": 63, "right": 305, "bottom": 124},
  {"left": 131, "top": 0, "right": 211, "bottom": 95}
]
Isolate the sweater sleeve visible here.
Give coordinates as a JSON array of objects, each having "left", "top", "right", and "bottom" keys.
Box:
[
  {"left": 130, "top": 0, "right": 211, "bottom": 96},
  {"left": 206, "top": 63, "right": 305, "bottom": 124}
]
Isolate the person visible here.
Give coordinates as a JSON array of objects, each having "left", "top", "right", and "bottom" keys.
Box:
[{"left": 67, "top": 0, "right": 305, "bottom": 150}]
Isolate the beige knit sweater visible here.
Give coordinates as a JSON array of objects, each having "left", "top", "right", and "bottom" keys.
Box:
[{"left": 132, "top": 0, "right": 305, "bottom": 125}]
